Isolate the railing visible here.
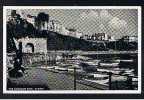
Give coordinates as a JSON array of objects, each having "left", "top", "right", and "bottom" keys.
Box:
[{"left": 7, "top": 53, "right": 59, "bottom": 67}]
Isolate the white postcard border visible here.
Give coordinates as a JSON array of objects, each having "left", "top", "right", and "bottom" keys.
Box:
[{"left": 3, "top": 6, "right": 142, "bottom": 94}]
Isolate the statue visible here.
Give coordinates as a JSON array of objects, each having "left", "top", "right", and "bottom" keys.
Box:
[{"left": 9, "top": 42, "right": 25, "bottom": 78}]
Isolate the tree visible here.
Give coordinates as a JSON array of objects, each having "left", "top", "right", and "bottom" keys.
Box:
[
  {"left": 7, "top": 11, "right": 36, "bottom": 52},
  {"left": 7, "top": 22, "right": 17, "bottom": 53}
]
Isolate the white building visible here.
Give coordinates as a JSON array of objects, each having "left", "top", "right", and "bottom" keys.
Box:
[
  {"left": 108, "top": 36, "right": 115, "bottom": 41},
  {"left": 122, "top": 36, "right": 138, "bottom": 42},
  {"left": 61, "top": 26, "right": 69, "bottom": 36},
  {"left": 75, "top": 32, "right": 83, "bottom": 38},
  {"left": 48, "top": 20, "right": 62, "bottom": 33}
]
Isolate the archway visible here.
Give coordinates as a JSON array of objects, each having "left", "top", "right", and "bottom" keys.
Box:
[{"left": 25, "top": 43, "right": 34, "bottom": 53}]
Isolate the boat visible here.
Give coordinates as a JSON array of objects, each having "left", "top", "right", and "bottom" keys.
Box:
[
  {"left": 86, "top": 60, "right": 100, "bottom": 66},
  {"left": 87, "top": 73, "right": 109, "bottom": 79},
  {"left": 79, "top": 61, "right": 98, "bottom": 72},
  {"left": 99, "top": 63, "right": 119, "bottom": 67},
  {"left": 111, "top": 75, "right": 127, "bottom": 81},
  {"left": 132, "top": 77, "right": 138, "bottom": 82},
  {"left": 68, "top": 66, "right": 83, "bottom": 72},
  {"left": 97, "top": 68, "right": 121, "bottom": 74},
  {"left": 116, "top": 59, "right": 133, "bottom": 63},
  {"left": 56, "top": 67, "right": 68, "bottom": 71},
  {"left": 84, "top": 73, "right": 109, "bottom": 85},
  {"left": 125, "top": 69, "right": 134, "bottom": 73},
  {"left": 76, "top": 55, "right": 91, "bottom": 61},
  {"left": 84, "top": 78, "right": 109, "bottom": 85},
  {"left": 98, "top": 59, "right": 120, "bottom": 67}
]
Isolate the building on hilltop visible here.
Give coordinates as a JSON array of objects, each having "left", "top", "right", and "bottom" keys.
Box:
[
  {"left": 81, "top": 33, "right": 112, "bottom": 41},
  {"left": 121, "top": 36, "right": 138, "bottom": 42}
]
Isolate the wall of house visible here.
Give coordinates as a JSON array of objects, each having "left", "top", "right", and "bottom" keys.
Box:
[{"left": 15, "top": 37, "right": 47, "bottom": 53}]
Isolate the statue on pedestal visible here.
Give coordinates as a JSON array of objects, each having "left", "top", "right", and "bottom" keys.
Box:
[{"left": 9, "top": 42, "right": 25, "bottom": 78}]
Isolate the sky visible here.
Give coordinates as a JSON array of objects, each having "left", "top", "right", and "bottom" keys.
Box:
[{"left": 7, "top": 9, "right": 138, "bottom": 39}]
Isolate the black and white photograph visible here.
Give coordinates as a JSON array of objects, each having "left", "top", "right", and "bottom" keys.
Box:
[{"left": 3, "top": 6, "right": 141, "bottom": 94}]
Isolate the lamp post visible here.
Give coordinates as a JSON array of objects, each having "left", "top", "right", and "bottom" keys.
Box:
[
  {"left": 74, "top": 67, "right": 76, "bottom": 90},
  {"left": 109, "top": 72, "right": 112, "bottom": 90}
]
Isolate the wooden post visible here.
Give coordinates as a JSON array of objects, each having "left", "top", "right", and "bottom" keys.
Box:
[
  {"left": 115, "top": 80, "right": 118, "bottom": 90},
  {"left": 48, "top": 55, "right": 50, "bottom": 65},
  {"left": 74, "top": 67, "right": 76, "bottom": 90},
  {"left": 109, "top": 72, "right": 112, "bottom": 90}
]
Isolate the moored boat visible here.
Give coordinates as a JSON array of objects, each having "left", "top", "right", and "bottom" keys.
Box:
[
  {"left": 98, "top": 59, "right": 120, "bottom": 67},
  {"left": 84, "top": 73, "right": 109, "bottom": 85}
]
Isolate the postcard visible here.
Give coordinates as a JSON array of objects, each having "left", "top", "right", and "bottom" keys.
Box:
[{"left": 3, "top": 6, "right": 141, "bottom": 94}]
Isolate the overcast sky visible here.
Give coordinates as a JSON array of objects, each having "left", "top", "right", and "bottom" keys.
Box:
[{"left": 7, "top": 9, "right": 138, "bottom": 39}]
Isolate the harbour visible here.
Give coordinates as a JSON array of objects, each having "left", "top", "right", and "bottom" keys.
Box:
[{"left": 7, "top": 50, "right": 138, "bottom": 90}]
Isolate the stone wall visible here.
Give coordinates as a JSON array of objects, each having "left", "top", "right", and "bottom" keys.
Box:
[{"left": 15, "top": 37, "right": 47, "bottom": 53}]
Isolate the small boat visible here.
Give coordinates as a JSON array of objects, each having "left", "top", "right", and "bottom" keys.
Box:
[
  {"left": 117, "top": 59, "right": 134, "bottom": 63},
  {"left": 85, "top": 73, "right": 109, "bottom": 84},
  {"left": 99, "top": 63, "right": 119, "bottom": 67},
  {"left": 84, "top": 73, "right": 109, "bottom": 84},
  {"left": 76, "top": 55, "right": 90, "bottom": 61},
  {"left": 86, "top": 60, "right": 99, "bottom": 66},
  {"left": 79, "top": 62, "right": 97, "bottom": 72},
  {"left": 45, "top": 66, "right": 55, "bottom": 69},
  {"left": 122, "top": 69, "right": 134, "bottom": 76},
  {"left": 111, "top": 75, "right": 127, "bottom": 81},
  {"left": 84, "top": 78, "right": 109, "bottom": 85},
  {"left": 99, "top": 59, "right": 120, "bottom": 67},
  {"left": 132, "top": 77, "right": 138, "bottom": 82},
  {"left": 87, "top": 73, "right": 109, "bottom": 78},
  {"left": 68, "top": 68, "right": 74, "bottom": 71},
  {"left": 56, "top": 67, "right": 68, "bottom": 71},
  {"left": 68, "top": 66, "right": 83, "bottom": 72},
  {"left": 125, "top": 69, "right": 134, "bottom": 73},
  {"left": 97, "top": 68, "right": 121, "bottom": 74}
]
